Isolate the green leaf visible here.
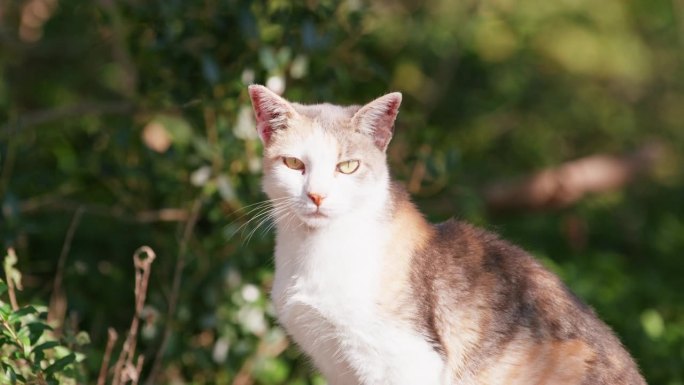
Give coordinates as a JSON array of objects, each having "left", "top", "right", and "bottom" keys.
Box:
[
  {"left": 0, "top": 303, "right": 10, "bottom": 319},
  {"left": 0, "top": 280, "right": 7, "bottom": 297},
  {"left": 0, "top": 335, "right": 21, "bottom": 349},
  {"left": 1, "top": 364, "right": 25, "bottom": 384},
  {"left": 27, "top": 322, "right": 53, "bottom": 345},
  {"left": 8, "top": 305, "right": 37, "bottom": 324},
  {"left": 5, "top": 367, "right": 17, "bottom": 385},
  {"left": 27, "top": 322, "right": 53, "bottom": 333},
  {"left": 44, "top": 353, "right": 75, "bottom": 377},
  {"left": 31, "top": 341, "right": 59, "bottom": 355},
  {"left": 33, "top": 348, "right": 45, "bottom": 364},
  {"left": 19, "top": 333, "right": 30, "bottom": 357},
  {"left": 74, "top": 331, "right": 90, "bottom": 346}
]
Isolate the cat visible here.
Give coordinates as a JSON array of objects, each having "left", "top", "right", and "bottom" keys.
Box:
[{"left": 247, "top": 84, "right": 647, "bottom": 385}]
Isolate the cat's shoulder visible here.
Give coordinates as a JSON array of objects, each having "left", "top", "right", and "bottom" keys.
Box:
[
  {"left": 428, "top": 217, "right": 531, "bottom": 266},
  {"left": 420, "top": 218, "right": 584, "bottom": 307}
]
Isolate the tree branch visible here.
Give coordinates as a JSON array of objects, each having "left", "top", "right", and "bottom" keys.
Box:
[
  {"left": 19, "top": 198, "right": 190, "bottom": 223},
  {"left": 1, "top": 101, "right": 134, "bottom": 136},
  {"left": 144, "top": 198, "right": 203, "bottom": 385},
  {"left": 484, "top": 143, "right": 664, "bottom": 212},
  {"left": 48, "top": 206, "right": 85, "bottom": 333}
]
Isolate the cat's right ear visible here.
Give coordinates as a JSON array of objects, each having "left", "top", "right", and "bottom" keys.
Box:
[
  {"left": 248, "top": 85, "right": 298, "bottom": 144},
  {"left": 351, "top": 92, "right": 402, "bottom": 151}
]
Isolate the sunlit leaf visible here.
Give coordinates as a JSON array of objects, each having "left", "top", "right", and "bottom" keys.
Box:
[
  {"left": 8, "top": 306, "right": 37, "bottom": 324},
  {"left": 641, "top": 309, "right": 665, "bottom": 340},
  {"left": 31, "top": 341, "right": 60, "bottom": 355},
  {"left": 44, "top": 353, "right": 76, "bottom": 377}
]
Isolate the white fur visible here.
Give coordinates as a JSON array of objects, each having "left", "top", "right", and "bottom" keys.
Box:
[
  {"left": 264, "top": 127, "right": 448, "bottom": 384},
  {"left": 351, "top": 92, "right": 402, "bottom": 136}
]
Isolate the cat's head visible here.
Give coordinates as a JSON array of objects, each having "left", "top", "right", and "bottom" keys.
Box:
[{"left": 248, "top": 85, "right": 402, "bottom": 228}]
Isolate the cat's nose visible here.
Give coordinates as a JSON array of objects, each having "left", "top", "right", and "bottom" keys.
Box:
[{"left": 307, "top": 192, "right": 326, "bottom": 207}]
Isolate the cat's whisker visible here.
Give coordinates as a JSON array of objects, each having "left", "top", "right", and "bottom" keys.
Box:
[
  {"left": 239, "top": 208, "right": 277, "bottom": 237},
  {"left": 235, "top": 196, "right": 293, "bottom": 212},
  {"left": 287, "top": 213, "right": 305, "bottom": 232},
  {"left": 228, "top": 196, "right": 293, "bottom": 223},
  {"left": 242, "top": 202, "right": 296, "bottom": 245},
  {"left": 267, "top": 210, "right": 298, "bottom": 234},
  {"left": 262, "top": 216, "right": 281, "bottom": 235},
  {"left": 228, "top": 197, "right": 299, "bottom": 240},
  {"left": 278, "top": 212, "right": 298, "bottom": 232},
  {"left": 244, "top": 213, "right": 276, "bottom": 244},
  {"left": 263, "top": 202, "right": 301, "bottom": 233},
  {"left": 226, "top": 206, "right": 273, "bottom": 234},
  {"left": 229, "top": 206, "right": 273, "bottom": 239}
]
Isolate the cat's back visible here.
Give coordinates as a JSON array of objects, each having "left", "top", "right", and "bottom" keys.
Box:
[{"left": 410, "top": 219, "right": 647, "bottom": 385}]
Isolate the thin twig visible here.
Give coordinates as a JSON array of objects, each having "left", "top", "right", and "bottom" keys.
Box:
[
  {"left": 131, "top": 355, "right": 145, "bottom": 385},
  {"left": 97, "top": 328, "right": 119, "bottom": 385},
  {"left": 19, "top": 199, "right": 190, "bottom": 223},
  {"left": 4, "top": 248, "right": 20, "bottom": 311},
  {"left": 0, "top": 101, "right": 133, "bottom": 136},
  {"left": 144, "top": 198, "right": 203, "bottom": 385},
  {"left": 48, "top": 206, "right": 85, "bottom": 329},
  {"left": 0, "top": 130, "right": 16, "bottom": 200},
  {"left": 112, "top": 246, "right": 157, "bottom": 385}
]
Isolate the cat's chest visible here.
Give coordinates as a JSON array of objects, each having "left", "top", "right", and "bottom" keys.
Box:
[
  {"left": 272, "top": 227, "right": 384, "bottom": 325},
  {"left": 270, "top": 226, "right": 447, "bottom": 384}
]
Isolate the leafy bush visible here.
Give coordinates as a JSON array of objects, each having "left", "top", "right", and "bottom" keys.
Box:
[
  {"left": 1, "top": 0, "right": 683, "bottom": 384},
  {"left": 0, "top": 249, "right": 86, "bottom": 385}
]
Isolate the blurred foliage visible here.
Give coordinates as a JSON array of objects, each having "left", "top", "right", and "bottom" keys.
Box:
[
  {"left": 1, "top": 0, "right": 683, "bottom": 384},
  {"left": 1, "top": 250, "right": 86, "bottom": 384}
]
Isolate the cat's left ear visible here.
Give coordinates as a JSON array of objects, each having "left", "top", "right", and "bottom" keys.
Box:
[
  {"left": 248, "top": 84, "right": 299, "bottom": 145},
  {"left": 351, "top": 92, "right": 402, "bottom": 151}
]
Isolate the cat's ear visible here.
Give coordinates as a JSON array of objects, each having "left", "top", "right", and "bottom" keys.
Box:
[
  {"left": 351, "top": 92, "right": 402, "bottom": 151},
  {"left": 248, "top": 84, "right": 298, "bottom": 144}
]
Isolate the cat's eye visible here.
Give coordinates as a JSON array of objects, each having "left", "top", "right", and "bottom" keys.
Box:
[
  {"left": 283, "top": 157, "right": 305, "bottom": 171},
  {"left": 337, "top": 160, "right": 360, "bottom": 174}
]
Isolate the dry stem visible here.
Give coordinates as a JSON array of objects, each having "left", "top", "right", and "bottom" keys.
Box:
[
  {"left": 48, "top": 206, "right": 85, "bottom": 330},
  {"left": 4, "top": 248, "right": 20, "bottom": 311},
  {"left": 111, "top": 246, "right": 157, "bottom": 385},
  {"left": 144, "top": 198, "right": 202, "bottom": 385},
  {"left": 97, "top": 328, "right": 119, "bottom": 385}
]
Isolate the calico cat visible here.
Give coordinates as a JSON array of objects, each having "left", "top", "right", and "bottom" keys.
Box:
[{"left": 247, "top": 84, "right": 647, "bottom": 385}]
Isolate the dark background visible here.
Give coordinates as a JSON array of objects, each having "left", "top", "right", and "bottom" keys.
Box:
[{"left": 1, "top": 0, "right": 683, "bottom": 383}]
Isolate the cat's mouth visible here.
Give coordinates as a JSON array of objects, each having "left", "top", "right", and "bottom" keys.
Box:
[
  {"left": 304, "top": 210, "right": 328, "bottom": 218},
  {"left": 297, "top": 209, "right": 331, "bottom": 228}
]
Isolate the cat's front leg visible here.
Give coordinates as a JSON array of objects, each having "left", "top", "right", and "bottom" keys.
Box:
[
  {"left": 304, "top": 339, "right": 362, "bottom": 385},
  {"left": 338, "top": 333, "right": 448, "bottom": 385}
]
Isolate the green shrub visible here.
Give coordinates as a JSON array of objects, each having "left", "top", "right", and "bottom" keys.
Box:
[{"left": 0, "top": 249, "right": 86, "bottom": 385}]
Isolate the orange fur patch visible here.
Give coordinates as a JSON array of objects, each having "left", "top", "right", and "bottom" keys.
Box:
[
  {"left": 479, "top": 337, "right": 595, "bottom": 385},
  {"left": 377, "top": 199, "right": 432, "bottom": 317}
]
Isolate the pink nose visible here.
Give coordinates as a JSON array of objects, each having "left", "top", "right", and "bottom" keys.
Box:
[{"left": 307, "top": 193, "right": 325, "bottom": 207}]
